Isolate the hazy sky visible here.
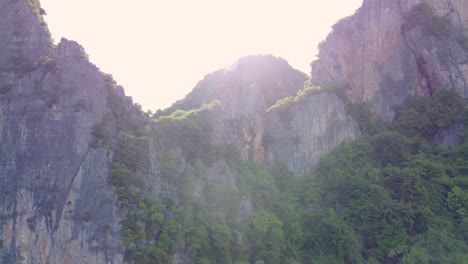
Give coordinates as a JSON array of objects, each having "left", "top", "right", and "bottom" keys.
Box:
[{"left": 40, "top": 0, "right": 362, "bottom": 111}]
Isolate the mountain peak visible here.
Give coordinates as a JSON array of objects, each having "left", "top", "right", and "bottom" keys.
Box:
[{"left": 158, "top": 54, "right": 307, "bottom": 117}]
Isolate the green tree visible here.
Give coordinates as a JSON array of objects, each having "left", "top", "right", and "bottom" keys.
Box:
[{"left": 247, "top": 212, "right": 285, "bottom": 264}]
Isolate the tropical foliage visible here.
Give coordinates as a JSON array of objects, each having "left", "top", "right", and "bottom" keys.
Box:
[{"left": 102, "top": 78, "right": 468, "bottom": 263}]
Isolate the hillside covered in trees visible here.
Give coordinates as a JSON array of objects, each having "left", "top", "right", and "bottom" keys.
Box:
[
  {"left": 109, "top": 84, "right": 468, "bottom": 263},
  {"left": 0, "top": 0, "right": 468, "bottom": 263}
]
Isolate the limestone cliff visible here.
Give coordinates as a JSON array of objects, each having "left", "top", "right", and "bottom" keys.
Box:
[
  {"left": 265, "top": 92, "right": 360, "bottom": 174},
  {"left": 158, "top": 56, "right": 360, "bottom": 175},
  {"left": 312, "top": 0, "right": 468, "bottom": 120},
  {"left": 0, "top": 0, "right": 126, "bottom": 263},
  {"left": 158, "top": 55, "right": 308, "bottom": 161},
  {"left": 0, "top": 0, "right": 52, "bottom": 72}
]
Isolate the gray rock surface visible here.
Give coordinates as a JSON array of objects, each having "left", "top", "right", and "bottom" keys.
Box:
[
  {"left": 265, "top": 93, "right": 361, "bottom": 174},
  {"left": 0, "top": 0, "right": 52, "bottom": 72},
  {"left": 0, "top": 0, "right": 124, "bottom": 263},
  {"left": 157, "top": 54, "right": 362, "bottom": 176},
  {"left": 312, "top": 0, "right": 468, "bottom": 120},
  {"left": 159, "top": 55, "right": 308, "bottom": 161}
]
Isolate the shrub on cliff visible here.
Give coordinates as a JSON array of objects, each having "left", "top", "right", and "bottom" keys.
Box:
[{"left": 403, "top": 3, "right": 452, "bottom": 38}]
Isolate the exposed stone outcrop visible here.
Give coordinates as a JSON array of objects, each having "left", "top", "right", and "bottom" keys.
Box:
[
  {"left": 312, "top": 0, "right": 468, "bottom": 120},
  {"left": 0, "top": 1, "right": 124, "bottom": 263},
  {"left": 158, "top": 55, "right": 361, "bottom": 176},
  {"left": 160, "top": 55, "right": 308, "bottom": 160},
  {"left": 265, "top": 92, "right": 360, "bottom": 174},
  {"left": 0, "top": 0, "right": 52, "bottom": 72},
  {"left": 400, "top": 0, "right": 468, "bottom": 29}
]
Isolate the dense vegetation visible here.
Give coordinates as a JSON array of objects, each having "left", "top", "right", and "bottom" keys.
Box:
[
  {"left": 298, "top": 90, "right": 468, "bottom": 263},
  {"left": 99, "top": 66, "right": 467, "bottom": 264},
  {"left": 268, "top": 90, "right": 468, "bottom": 263},
  {"left": 150, "top": 102, "right": 300, "bottom": 263}
]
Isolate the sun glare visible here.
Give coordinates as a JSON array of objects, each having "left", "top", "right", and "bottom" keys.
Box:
[{"left": 40, "top": 0, "right": 362, "bottom": 111}]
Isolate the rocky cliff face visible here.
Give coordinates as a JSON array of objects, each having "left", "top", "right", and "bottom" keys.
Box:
[
  {"left": 0, "top": 0, "right": 52, "bottom": 72},
  {"left": 265, "top": 92, "right": 360, "bottom": 174},
  {"left": 401, "top": 0, "right": 468, "bottom": 28},
  {"left": 0, "top": 0, "right": 125, "bottom": 263},
  {"left": 159, "top": 55, "right": 308, "bottom": 161},
  {"left": 312, "top": 0, "right": 468, "bottom": 120},
  {"left": 159, "top": 56, "right": 360, "bottom": 174}
]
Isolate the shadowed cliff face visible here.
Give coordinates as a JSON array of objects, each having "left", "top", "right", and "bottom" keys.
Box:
[
  {"left": 0, "top": 0, "right": 52, "bottom": 72},
  {"left": 312, "top": 0, "right": 468, "bottom": 120},
  {"left": 0, "top": 0, "right": 125, "bottom": 263},
  {"left": 401, "top": 0, "right": 468, "bottom": 28},
  {"left": 265, "top": 92, "right": 360, "bottom": 174}
]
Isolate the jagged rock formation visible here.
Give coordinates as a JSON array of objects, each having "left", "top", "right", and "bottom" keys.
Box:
[
  {"left": 0, "top": 0, "right": 52, "bottom": 72},
  {"left": 312, "top": 0, "right": 468, "bottom": 120},
  {"left": 159, "top": 56, "right": 360, "bottom": 174},
  {"left": 0, "top": 1, "right": 125, "bottom": 263},
  {"left": 158, "top": 55, "right": 309, "bottom": 161},
  {"left": 265, "top": 93, "right": 360, "bottom": 174},
  {"left": 402, "top": 0, "right": 468, "bottom": 28}
]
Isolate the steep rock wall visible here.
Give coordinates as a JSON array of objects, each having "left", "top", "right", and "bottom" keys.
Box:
[
  {"left": 312, "top": 0, "right": 468, "bottom": 120},
  {"left": 158, "top": 55, "right": 308, "bottom": 161},
  {"left": 400, "top": 0, "right": 468, "bottom": 28},
  {"left": 0, "top": 1, "right": 124, "bottom": 262},
  {"left": 0, "top": 40, "right": 124, "bottom": 264},
  {"left": 158, "top": 55, "right": 361, "bottom": 175},
  {"left": 0, "top": 0, "right": 52, "bottom": 72},
  {"left": 265, "top": 93, "right": 360, "bottom": 174}
]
